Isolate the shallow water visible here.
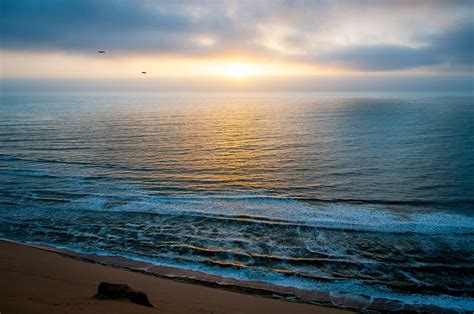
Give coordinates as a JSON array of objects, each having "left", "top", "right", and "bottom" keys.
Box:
[{"left": 1, "top": 92, "right": 473, "bottom": 310}]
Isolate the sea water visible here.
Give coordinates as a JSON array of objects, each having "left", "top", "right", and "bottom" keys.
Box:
[{"left": 1, "top": 91, "right": 473, "bottom": 310}]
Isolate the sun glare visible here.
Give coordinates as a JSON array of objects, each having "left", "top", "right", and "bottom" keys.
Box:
[{"left": 220, "top": 62, "right": 263, "bottom": 78}]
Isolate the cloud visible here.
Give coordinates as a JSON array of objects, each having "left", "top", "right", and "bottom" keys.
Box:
[
  {"left": 0, "top": 0, "right": 195, "bottom": 52},
  {"left": 313, "top": 21, "right": 473, "bottom": 71},
  {"left": 315, "top": 45, "right": 438, "bottom": 71},
  {"left": 0, "top": 0, "right": 259, "bottom": 55},
  {"left": 428, "top": 21, "right": 474, "bottom": 65},
  {"left": 0, "top": 0, "right": 472, "bottom": 71}
]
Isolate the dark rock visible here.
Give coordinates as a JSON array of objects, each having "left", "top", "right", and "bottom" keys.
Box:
[{"left": 95, "top": 282, "right": 153, "bottom": 307}]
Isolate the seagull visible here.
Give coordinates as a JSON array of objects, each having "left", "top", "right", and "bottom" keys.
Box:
[
  {"left": 142, "top": 72, "right": 147, "bottom": 74},
  {"left": 97, "top": 50, "right": 106, "bottom": 53}
]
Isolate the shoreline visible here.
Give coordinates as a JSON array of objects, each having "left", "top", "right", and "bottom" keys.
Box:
[
  {"left": 0, "top": 239, "right": 351, "bottom": 313},
  {"left": 0, "top": 239, "right": 467, "bottom": 313}
]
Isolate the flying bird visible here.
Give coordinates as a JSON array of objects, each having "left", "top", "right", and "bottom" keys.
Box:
[
  {"left": 97, "top": 50, "right": 106, "bottom": 53},
  {"left": 142, "top": 72, "right": 147, "bottom": 74}
]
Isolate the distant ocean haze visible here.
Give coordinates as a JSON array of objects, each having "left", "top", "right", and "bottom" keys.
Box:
[{"left": 0, "top": 92, "right": 473, "bottom": 310}]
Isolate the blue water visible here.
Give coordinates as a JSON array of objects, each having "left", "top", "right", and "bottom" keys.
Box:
[{"left": 1, "top": 92, "right": 473, "bottom": 310}]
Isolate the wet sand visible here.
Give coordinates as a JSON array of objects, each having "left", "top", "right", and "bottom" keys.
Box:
[{"left": 0, "top": 240, "right": 350, "bottom": 313}]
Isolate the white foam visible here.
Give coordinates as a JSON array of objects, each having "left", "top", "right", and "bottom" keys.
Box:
[{"left": 71, "top": 192, "right": 474, "bottom": 234}]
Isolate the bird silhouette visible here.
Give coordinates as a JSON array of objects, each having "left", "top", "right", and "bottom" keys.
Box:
[
  {"left": 97, "top": 50, "right": 106, "bottom": 53},
  {"left": 142, "top": 72, "right": 147, "bottom": 74}
]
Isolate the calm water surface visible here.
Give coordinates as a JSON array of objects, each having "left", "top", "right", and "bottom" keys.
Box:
[{"left": 1, "top": 92, "right": 473, "bottom": 309}]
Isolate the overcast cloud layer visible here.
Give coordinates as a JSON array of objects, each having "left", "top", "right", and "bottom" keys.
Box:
[{"left": 1, "top": 0, "right": 473, "bottom": 72}]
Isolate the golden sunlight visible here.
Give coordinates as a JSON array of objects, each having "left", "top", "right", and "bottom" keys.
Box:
[
  {"left": 219, "top": 62, "right": 264, "bottom": 78},
  {"left": 0, "top": 51, "right": 338, "bottom": 79}
]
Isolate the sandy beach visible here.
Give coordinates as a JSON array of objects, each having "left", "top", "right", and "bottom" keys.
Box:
[{"left": 0, "top": 240, "right": 350, "bottom": 313}]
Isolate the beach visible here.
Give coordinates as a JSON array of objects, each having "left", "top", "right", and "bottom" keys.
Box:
[{"left": 0, "top": 240, "right": 350, "bottom": 313}]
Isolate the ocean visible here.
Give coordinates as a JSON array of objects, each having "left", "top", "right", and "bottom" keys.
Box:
[{"left": 1, "top": 91, "right": 473, "bottom": 310}]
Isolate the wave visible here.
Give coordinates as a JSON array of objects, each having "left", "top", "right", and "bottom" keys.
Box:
[
  {"left": 304, "top": 197, "right": 474, "bottom": 208},
  {"left": 1, "top": 161, "right": 473, "bottom": 311},
  {"left": 3, "top": 184, "right": 474, "bottom": 235},
  {"left": 61, "top": 193, "right": 474, "bottom": 235}
]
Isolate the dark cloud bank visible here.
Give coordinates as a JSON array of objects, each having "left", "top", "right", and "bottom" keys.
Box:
[{"left": 316, "top": 22, "right": 473, "bottom": 71}]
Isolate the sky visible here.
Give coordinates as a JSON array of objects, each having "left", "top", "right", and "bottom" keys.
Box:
[{"left": 0, "top": 0, "right": 473, "bottom": 91}]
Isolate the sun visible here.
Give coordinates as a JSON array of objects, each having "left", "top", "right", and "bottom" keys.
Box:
[{"left": 220, "top": 62, "right": 263, "bottom": 78}]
